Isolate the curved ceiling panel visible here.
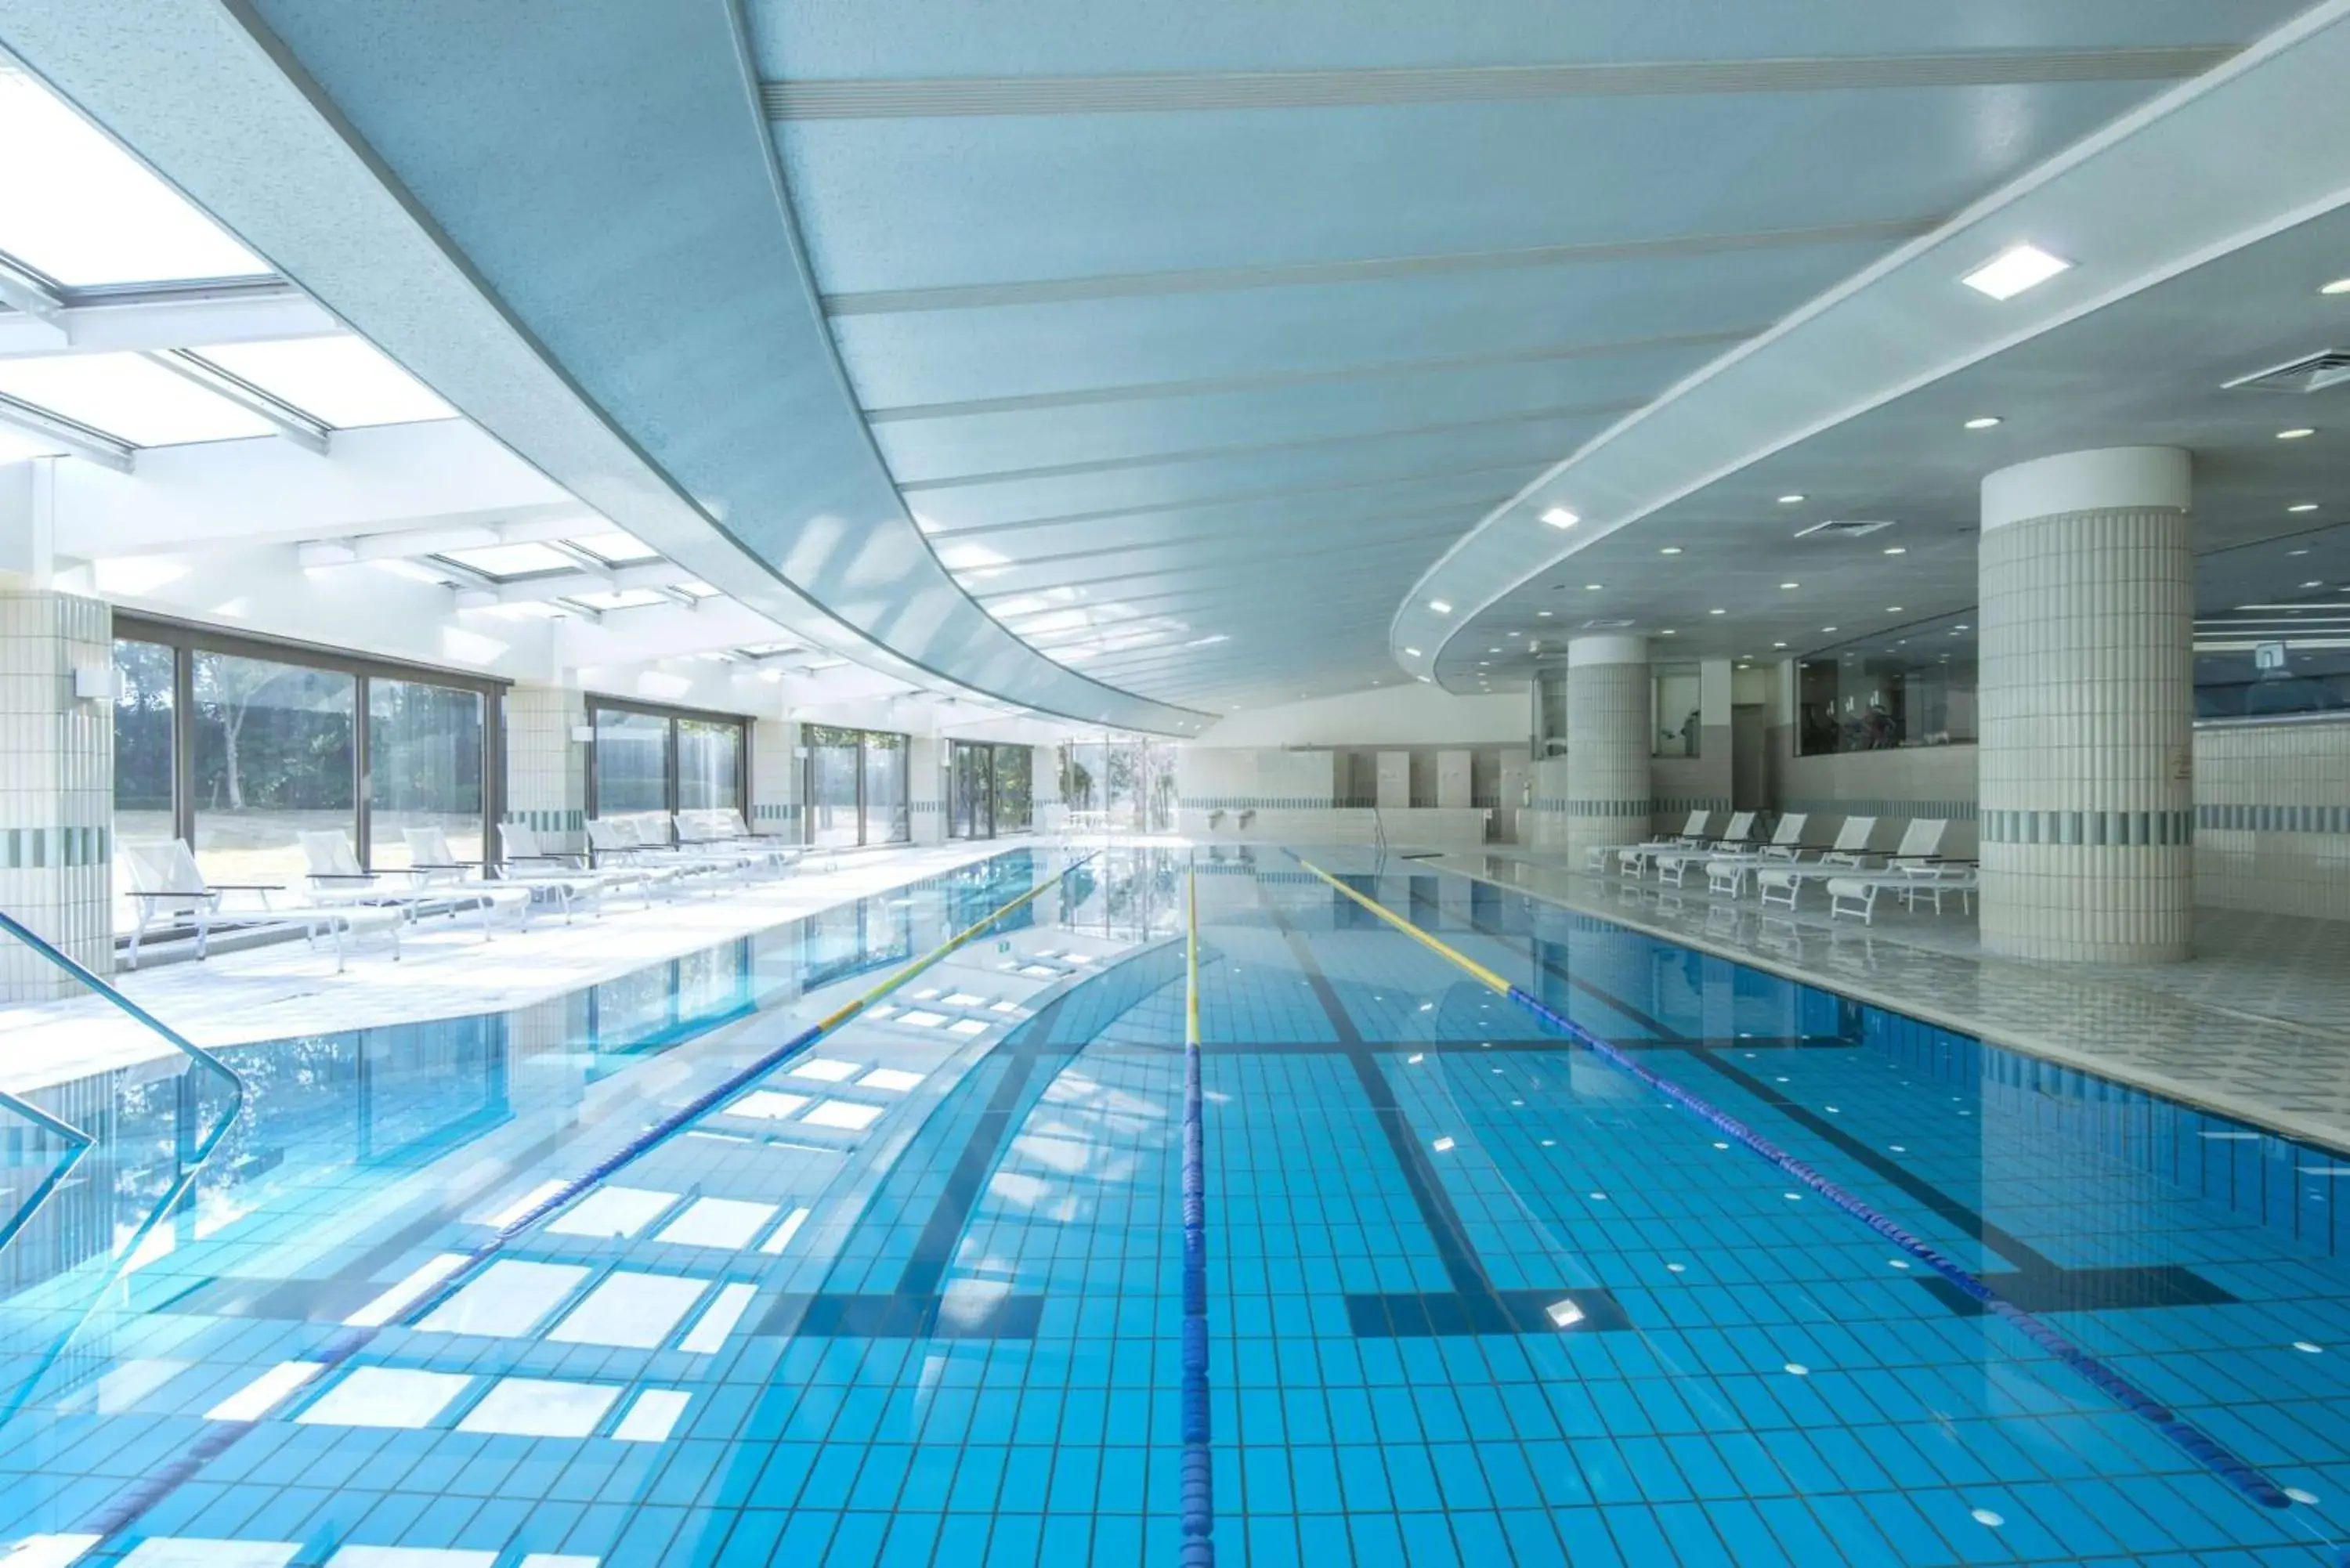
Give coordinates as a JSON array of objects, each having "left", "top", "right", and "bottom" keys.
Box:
[
  {"left": 1396, "top": 2, "right": 2350, "bottom": 691},
  {"left": 5, "top": 0, "right": 1206, "bottom": 733}
]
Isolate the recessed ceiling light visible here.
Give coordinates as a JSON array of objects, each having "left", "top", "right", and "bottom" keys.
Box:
[
  {"left": 2305, "top": 580, "right": 2325, "bottom": 588},
  {"left": 1708, "top": 608, "right": 1726, "bottom": 616},
  {"left": 1822, "top": 626, "right": 1838, "bottom": 632},
  {"left": 1954, "top": 623, "right": 1969, "bottom": 630},
  {"left": 1403, "top": 646, "right": 1422, "bottom": 657},
  {"left": 1963, "top": 416, "right": 2002, "bottom": 430},
  {"left": 2279, "top": 428, "right": 2317, "bottom": 441},
  {"left": 2325, "top": 277, "right": 2350, "bottom": 295},
  {"left": 2288, "top": 504, "right": 2320, "bottom": 514},
  {"left": 1540, "top": 507, "right": 1579, "bottom": 529},
  {"left": 1537, "top": 610, "right": 1553, "bottom": 618},
  {"left": 1488, "top": 646, "right": 1502, "bottom": 653},
  {"left": 1659, "top": 629, "right": 1676, "bottom": 636},
  {"left": 1961, "top": 243, "right": 2071, "bottom": 301},
  {"left": 1428, "top": 599, "right": 1452, "bottom": 614},
  {"left": 1886, "top": 605, "right": 1905, "bottom": 612},
  {"left": 1771, "top": 641, "right": 1788, "bottom": 649},
  {"left": 1777, "top": 494, "right": 1806, "bottom": 505},
  {"left": 1584, "top": 583, "right": 1603, "bottom": 591},
  {"left": 1659, "top": 546, "right": 1683, "bottom": 555},
  {"left": 1884, "top": 546, "right": 1907, "bottom": 555},
  {"left": 1780, "top": 581, "right": 1799, "bottom": 590},
  {"left": 2290, "top": 548, "right": 2312, "bottom": 556}
]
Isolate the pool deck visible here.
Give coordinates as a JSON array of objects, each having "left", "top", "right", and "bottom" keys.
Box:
[
  {"left": 1433, "top": 847, "right": 2350, "bottom": 1158},
  {"left": 0, "top": 839, "right": 1022, "bottom": 1094}
]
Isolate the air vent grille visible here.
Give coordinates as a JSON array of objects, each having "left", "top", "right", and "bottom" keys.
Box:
[
  {"left": 2223, "top": 350, "right": 2350, "bottom": 396},
  {"left": 1578, "top": 618, "right": 1635, "bottom": 630},
  {"left": 1794, "top": 518, "right": 1896, "bottom": 539}
]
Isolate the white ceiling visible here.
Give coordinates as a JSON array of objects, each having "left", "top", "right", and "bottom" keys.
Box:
[{"left": 7, "top": 2, "right": 2344, "bottom": 726}]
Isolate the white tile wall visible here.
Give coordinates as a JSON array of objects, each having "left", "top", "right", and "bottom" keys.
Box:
[
  {"left": 503, "top": 684, "right": 588, "bottom": 852},
  {"left": 0, "top": 590, "right": 111, "bottom": 1001},
  {"left": 749, "top": 718, "right": 797, "bottom": 831},
  {"left": 2196, "top": 721, "right": 2350, "bottom": 921},
  {"left": 1979, "top": 507, "right": 2193, "bottom": 963},
  {"left": 1564, "top": 661, "right": 1652, "bottom": 865}
]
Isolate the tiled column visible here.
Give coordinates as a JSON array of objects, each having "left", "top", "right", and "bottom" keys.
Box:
[
  {"left": 909, "top": 738, "right": 945, "bottom": 845},
  {"left": 1979, "top": 446, "right": 2193, "bottom": 963},
  {"left": 0, "top": 588, "right": 112, "bottom": 1001},
  {"left": 504, "top": 684, "right": 587, "bottom": 856},
  {"left": 749, "top": 719, "right": 798, "bottom": 837},
  {"left": 1564, "top": 634, "right": 1651, "bottom": 869}
]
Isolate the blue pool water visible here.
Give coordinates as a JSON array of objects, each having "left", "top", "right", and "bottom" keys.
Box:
[{"left": 0, "top": 845, "right": 2346, "bottom": 1564}]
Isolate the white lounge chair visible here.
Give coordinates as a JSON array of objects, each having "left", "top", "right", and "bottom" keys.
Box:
[
  {"left": 1600, "top": 811, "right": 1714, "bottom": 876},
  {"left": 1704, "top": 813, "right": 1810, "bottom": 896},
  {"left": 588, "top": 817, "right": 740, "bottom": 886},
  {"left": 1653, "top": 812, "right": 1758, "bottom": 886},
  {"left": 389, "top": 827, "right": 537, "bottom": 935},
  {"left": 1755, "top": 819, "right": 1948, "bottom": 910},
  {"left": 119, "top": 839, "right": 401, "bottom": 970},
  {"left": 497, "top": 822, "right": 653, "bottom": 913},
  {"left": 674, "top": 810, "right": 801, "bottom": 875}
]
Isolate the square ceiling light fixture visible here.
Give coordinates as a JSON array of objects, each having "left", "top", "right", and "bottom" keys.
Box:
[
  {"left": 1540, "top": 507, "right": 1579, "bottom": 529},
  {"left": 1961, "top": 244, "right": 2071, "bottom": 301}
]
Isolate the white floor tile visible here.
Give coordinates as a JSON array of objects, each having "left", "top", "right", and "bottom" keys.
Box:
[
  {"left": 296, "top": 1367, "right": 472, "bottom": 1429},
  {"left": 544, "top": 1186, "right": 678, "bottom": 1239},
  {"left": 417, "top": 1260, "right": 588, "bottom": 1338},
  {"left": 611, "top": 1387, "right": 689, "bottom": 1443},
  {"left": 547, "top": 1272, "right": 709, "bottom": 1349},
  {"left": 205, "top": 1361, "right": 324, "bottom": 1422},
  {"left": 654, "top": 1198, "right": 776, "bottom": 1250},
  {"left": 759, "top": 1206, "right": 812, "bottom": 1254},
  {"left": 121, "top": 1539, "right": 300, "bottom": 1566},
  {"left": 455, "top": 1376, "right": 620, "bottom": 1439},
  {"left": 727, "top": 1090, "right": 812, "bottom": 1122},
  {"left": 800, "top": 1100, "right": 884, "bottom": 1131},
  {"left": 345, "top": 1253, "right": 470, "bottom": 1328},
  {"left": 678, "top": 1282, "right": 759, "bottom": 1354}
]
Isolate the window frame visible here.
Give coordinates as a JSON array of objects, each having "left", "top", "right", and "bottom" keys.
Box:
[
  {"left": 584, "top": 695, "right": 752, "bottom": 825},
  {"left": 799, "top": 724, "right": 911, "bottom": 848},
  {"left": 114, "top": 611, "right": 507, "bottom": 872}
]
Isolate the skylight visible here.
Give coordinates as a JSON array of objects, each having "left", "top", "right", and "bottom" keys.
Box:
[
  {"left": 436, "top": 541, "right": 580, "bottom": 579},
  {"left": 188, "top": 337, "right": 454, "bottom": 428},
  {"left": 0, "top": 66, "right": 270, "bottom": 286},
  {"left": 672, "top": 581, "right": 721, "bottom": 600},
  {"left": 565, "top": 588, "right": 667, "bottom": 611},
  {"left": 568, "top": 529, "right": 660, "bottom": 564},
  {"left": 0, "top": 353, "right": 276, "bottom": 444}
]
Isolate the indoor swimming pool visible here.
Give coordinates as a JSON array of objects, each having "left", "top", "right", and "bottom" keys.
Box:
[{"left": 1, "top": 845, "right": 2346, "bottom": 1566}]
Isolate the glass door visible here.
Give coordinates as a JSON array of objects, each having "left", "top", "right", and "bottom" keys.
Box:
[{"left": 949, "top": 741, "right": 993, "bottom": 840}]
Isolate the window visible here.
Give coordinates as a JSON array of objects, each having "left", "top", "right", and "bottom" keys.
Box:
[
  {"left": 862, "top": 732, "right": 908, "bottom": 846},
  {"left": 801, "top": 725, "right": 909, "bottom": 848},
  {"left": 1056, "top": 740, "right": 1177, "bottom": 833},
  {"left": 368, "top": 681, "right": 486, "bottom": 870},
  {"left": 1653, "top": 667, "right": 1702, "bottom": 759},
  {"left": 113, "top": 616, "right": 505, "bottom": 930},
  {"left": 678, "top": 720, "right": 743, "bottom": 812},
  {"left": 993, "top": 746, "right": 1032, "bottom": 833},
  {"left": 191, "top": 651, "right": 356, "bottom": 887},
  {"left": 587, "top": 701, "right": 750, "bottom": 822},
  {"left": 1799, "top": 640, "right": 1979, "bottom": 755},
  {"left": 112, "top": 639, "right": 176, "bottom": 933},
  {"left": 592, "top": 708, "right": 669, "bottom": 814}
]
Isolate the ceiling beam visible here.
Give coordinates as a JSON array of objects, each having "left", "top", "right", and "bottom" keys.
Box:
[
  {"left": 0, "top": 392, "right": 134, "bottom": 472},
  {"left": 0, "top": 280, "right": 335, "bottom": 359},
  {"left": 145, "top": 349, "right": 331, "bottom": 455}
]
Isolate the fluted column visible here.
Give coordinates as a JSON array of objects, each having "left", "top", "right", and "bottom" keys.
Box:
[
  {"left": 1564, "top": 635, "right": 1651, "bottom": 869},
  {"left": 1979, "top": 447, "right": 2194, "bottom": 963}
]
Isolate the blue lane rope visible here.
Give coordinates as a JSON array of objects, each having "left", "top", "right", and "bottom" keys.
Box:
[
  {"left": 1285, "top": 854, "right": 2296, "bottom": 1515},
  {"left": 74, "top": 853, "right": 1095, "bottom": 1544},
  {"left": 1180, "top": 859, "right": 1215, "bottom": 1567}
]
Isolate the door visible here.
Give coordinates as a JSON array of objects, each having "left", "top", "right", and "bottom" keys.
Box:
[{"left": 1731, "top": 703, "right": 1768, "bottom": 811}]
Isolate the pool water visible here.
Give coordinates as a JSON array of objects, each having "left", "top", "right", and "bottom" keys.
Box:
[{"left": 0, "top": 845, "right": 2345, "bottom": 1565}]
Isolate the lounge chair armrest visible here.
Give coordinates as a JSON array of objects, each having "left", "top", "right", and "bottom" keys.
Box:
[
  {"left": 206, "top": 881, "right": 287, "bottom": 891},
  {"left": 306, "top": 873, "right": 381, "bottom": 882}
]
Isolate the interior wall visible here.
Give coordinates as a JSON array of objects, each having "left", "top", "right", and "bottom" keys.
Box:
[
  {"left": 1193, "top": 684, "right": 1526, "bottom": 747},
  {"left": 2196, "top": 721, "right": 2350, "bottom": 921}
]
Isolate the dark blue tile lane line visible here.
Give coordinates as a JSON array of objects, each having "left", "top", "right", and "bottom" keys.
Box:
[
  {"left": 1260, "top": 895, "right": 1628, "bottom": 1339},
  {"left": 1400, "top": 880, "right": 2240, "bottom": 1318}
]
